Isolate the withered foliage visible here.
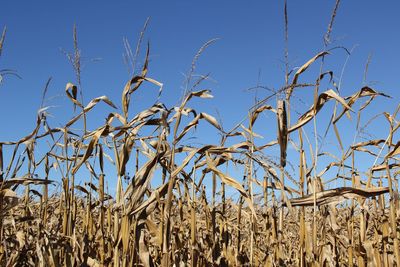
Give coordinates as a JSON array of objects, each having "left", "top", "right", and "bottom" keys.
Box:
[{"left": 0, "top": 24, "right": 399, "bottom": 267}]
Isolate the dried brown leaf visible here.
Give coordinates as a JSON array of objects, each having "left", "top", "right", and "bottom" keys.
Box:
[{"left": 289, "top": 186, "right": 389, "bottom": 207}]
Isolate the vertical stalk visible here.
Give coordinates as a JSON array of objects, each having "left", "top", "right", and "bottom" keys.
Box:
[
  {"left": 222, "top": 164, "right": 227, "bottom": 251},
  {"left": 299, "top": 130, "right": 306, "bottom": 266},
  {"left": 348, "top": 150, "right": 355, "bottom": 267},
  {"left": 248, "top": 114, "right": 255, "bottom": 266},
  {"left": 42, "top": 154, "right": 49, "bottom": 224},
  {"left": 385, "top": 122, "right": 400, "bottom": 265},
  {"left": 190, "top": 166, "right": 198, "bottom": 267},
  {"left": 236, "top": 196, "right": 243, "bottom": 266},
  {"left": 99, "top": 173, "right": 105, "bottom": 265},
  {"left": 211, "top": 171, "right": 217, "bottom": 262}
]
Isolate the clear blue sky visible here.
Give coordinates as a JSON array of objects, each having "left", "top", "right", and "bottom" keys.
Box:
[{"left": 1, "top": 1, "right": 399, "bottom": 194}]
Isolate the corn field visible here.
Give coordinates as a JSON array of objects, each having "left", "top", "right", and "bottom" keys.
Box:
[{"left": 0, "top": 5, "right": 400, "bottom": 267}]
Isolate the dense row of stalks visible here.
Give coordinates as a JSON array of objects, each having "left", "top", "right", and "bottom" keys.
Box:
[{"left": 1, "top": 6, "right": 400, "bottom": 267}]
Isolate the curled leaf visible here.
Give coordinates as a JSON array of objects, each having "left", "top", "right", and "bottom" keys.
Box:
[{"left": 289, "top": 187, "right": 389, "bottom": 207}]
